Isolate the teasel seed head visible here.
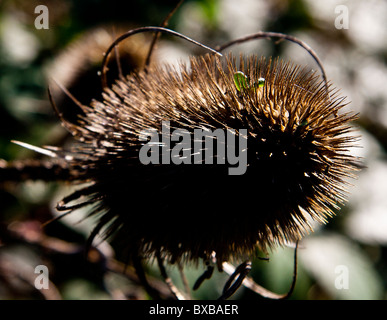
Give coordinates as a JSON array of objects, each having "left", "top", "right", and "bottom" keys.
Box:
[
  {"left": 46, "top": 26, "right": 151, "bottom": 123},
  {"left": 55, "top": 52, "right": 358, "bottom": 268}
]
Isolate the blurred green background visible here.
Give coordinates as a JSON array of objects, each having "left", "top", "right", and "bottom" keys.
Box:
[{"left": 0, "top": 0, "right": 387, "bottom": 300}]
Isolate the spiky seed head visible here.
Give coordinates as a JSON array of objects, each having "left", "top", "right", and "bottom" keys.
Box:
[
  {"left": 47, "top": 27, "right": 151, "bottom": 122},
  {"left": 57, "top": 53, "right": 358, "bottom": 267}
]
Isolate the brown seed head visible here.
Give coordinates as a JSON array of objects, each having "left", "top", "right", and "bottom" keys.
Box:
[{"left": 58, "top": 53, "right": 358, "bottom": 267}]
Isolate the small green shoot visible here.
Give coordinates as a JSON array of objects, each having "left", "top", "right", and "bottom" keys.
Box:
[
  {"left": 234, "top": 71, "right": 265, "bottom": 92},
  {"left": 234, "top": 71, "right": 249, "bottom": 92}
]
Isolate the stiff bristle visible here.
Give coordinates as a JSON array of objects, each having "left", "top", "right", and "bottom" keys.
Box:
[{"left": 57, "top": 53, "right": 358, "bottom": 266}]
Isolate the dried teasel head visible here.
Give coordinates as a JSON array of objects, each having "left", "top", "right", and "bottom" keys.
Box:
[
  {"left": 46, "top": 26, "right": 151, "bottom": 123},
  {"left": 52, "top": 42, "right": 358, "bottom": 270}
]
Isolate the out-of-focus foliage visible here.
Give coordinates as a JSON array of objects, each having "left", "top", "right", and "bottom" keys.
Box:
[{"left": 0, "top": 0, "right": 387, "bottom": 300}]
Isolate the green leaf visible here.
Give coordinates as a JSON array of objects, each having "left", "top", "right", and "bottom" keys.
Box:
[{"left": 234, "top": 71, "right": 249, "bottom": 92}]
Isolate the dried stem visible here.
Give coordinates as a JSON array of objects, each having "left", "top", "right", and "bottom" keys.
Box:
[
  {"left": 145, "top": 0, "right": 185, "bottom": 68},
  {"left": 178, "top": 262, "right": 191, "bottom": 299},
  {"left": 101, "top": 26, "right": 222, "bottom": 88},
  {"left": 156, "top": 252, "right": 186, "bottom": 300}
]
